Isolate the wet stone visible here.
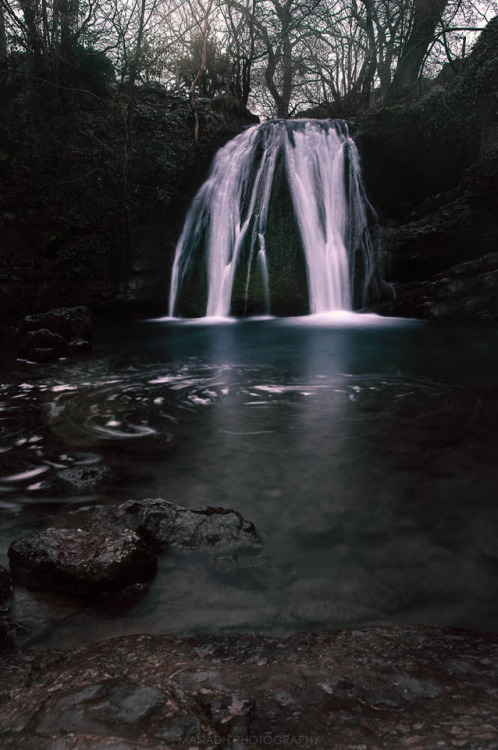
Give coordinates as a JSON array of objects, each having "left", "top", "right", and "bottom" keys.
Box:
[
  {"left": 38, "top": 464, "right": 116, "bottom": 494},
  {"left": 19, "top": 328, "right": 69, "bottom": 362},
  {"left": 36, "top": 682, "right": 165, "bottom": 736},
  {"left": 210, "top": 695, "right": 254, "bottom": 737},
  {"left": 34, "top": 680, "right": 208, "bottom": 744},
  {"left": 8, "top": 527, "right": 157, "bottom": 596},
  {"left": 360, "top": 673, "right": 442, "bottom": 709},
  {"left": 67, "top": 337, "right": 93, "bottom": 355},
  {"left": 157, "top": 715, "right": 202, "bottom": 742},
  {"left": 21, "top": 306, "right": 92, "bottom": 340},
  {"left": 13, "top": 307, "right": 93, "bottom": 363},
  {"left": 89, "top": 498, "right": 262, "bottom": 553}
]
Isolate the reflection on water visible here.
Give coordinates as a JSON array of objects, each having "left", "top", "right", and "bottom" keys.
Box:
[{"left": 1, "top": 316, "right": 498, "bottom": 648}]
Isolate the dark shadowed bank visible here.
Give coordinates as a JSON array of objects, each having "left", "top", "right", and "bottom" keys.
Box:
[
  {"left": 0, "top": 80, "right": 257, "bottom": 324},
  {"left": 356, "top": 17, "right": 498, "bottom": 321}
]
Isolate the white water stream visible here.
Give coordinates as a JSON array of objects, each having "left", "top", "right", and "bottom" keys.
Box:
[{"left": 169, "top": 119, "right": 380, "bottom": 317}]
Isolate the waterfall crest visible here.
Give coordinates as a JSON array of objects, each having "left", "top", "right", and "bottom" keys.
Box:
[{"left": 169, "top": 119, "right": 382, "bottom": 318}]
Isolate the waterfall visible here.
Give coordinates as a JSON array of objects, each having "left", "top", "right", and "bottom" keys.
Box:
[
  {"left": 256, "top": 244, "right": 270, "bottom": 316},
  {"left": 169, "top": 119, "right": 382, "bottom": 318}
]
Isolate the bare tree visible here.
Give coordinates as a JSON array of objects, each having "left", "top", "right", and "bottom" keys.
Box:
[
  {"left": 387, "top": 0, "right": 450, "bottom": 100},
  {"left": 221, "top": 0, "right": 257, "bottom": 105},
  {"left": 0, "top": 3, "right": 7, "bottom": 56}
]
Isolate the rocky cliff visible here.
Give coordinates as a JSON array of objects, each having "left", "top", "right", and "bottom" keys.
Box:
[
  {"left": 0, "top": 75, "right": 256, "bottom": 325},
  {"left": 357, "top": 17, "right": 498, "bottom": 321}
]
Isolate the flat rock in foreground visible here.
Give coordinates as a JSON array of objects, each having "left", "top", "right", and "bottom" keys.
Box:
[
  {"left": 0, "top": 625, "right": 497, "bottom": 748},
  {"left": 90, "top": 498, "right": 262, "bottom": 552},
  {"left": 8, "top": 528, "right": 157, "bottom": 596}
]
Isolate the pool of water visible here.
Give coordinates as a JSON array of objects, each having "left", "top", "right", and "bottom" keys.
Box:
[{"left": 1, "top": 313, "right": 498, "bottom": 648}]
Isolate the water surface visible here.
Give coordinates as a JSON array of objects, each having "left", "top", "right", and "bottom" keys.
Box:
[{"left": 1, "top": 314, "right": 498, "bottom": 647}]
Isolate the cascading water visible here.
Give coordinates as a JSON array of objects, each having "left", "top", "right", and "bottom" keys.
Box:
[
  {"left": 169, "top": 119, "right": 382, "bottom": 318},
  {"left": 256, "top": 245, "right": 270, "bottom": 316}
]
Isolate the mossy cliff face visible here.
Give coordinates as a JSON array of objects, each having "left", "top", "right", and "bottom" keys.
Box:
[
  {"left": 356, "top": 18, "right": 498, "bottom": 321},
  {"left": 0, "top": 76, "right": 256, "bottom": 322}
]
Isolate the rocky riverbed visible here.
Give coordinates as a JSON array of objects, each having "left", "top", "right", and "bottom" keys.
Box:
[{"left": 1, "top": 624, "right": 498, "bottom": 748}]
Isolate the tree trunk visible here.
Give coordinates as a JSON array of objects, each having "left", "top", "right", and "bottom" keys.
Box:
[
  {"left": 387, "top": 0, "right": 450, "bottom": 101},
  {"left": 19, "top": 0, "right": 43, "bottom": 59},
  {"left": 349, "top": 0, "right": 377, "bottom": 107},
  {"left": 264, "top": 47, "right": 288, "bottom": 117},
  {"left": 0, "top": 4, "right": 7, "bottom": 57}
]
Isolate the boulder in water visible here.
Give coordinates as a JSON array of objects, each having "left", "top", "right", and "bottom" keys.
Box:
[
  {"left": 89, "top": 498, "right": 262, "bottom": 553},
  {"left": 8, "top": 528, "right": 157, "bottom": 596}
]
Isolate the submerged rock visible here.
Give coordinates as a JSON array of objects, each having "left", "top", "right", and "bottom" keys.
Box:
[
  {"left": 13, "top": 306, "right": 93, "bottom": 362},
  {"left": 8, "top": 528, "right": 157, "bottom": 596},
  {"left": 67, "top": 336, "right": 93, "bottom": 355},
  {"left": 21, "top": 306, "right": 92, "bottom": 340},
  {"left": 18, "top": 328, "right": 69, "bottom": 362},
  {"left": 38, "top": 464, "right": 116, "bottom": 494},
  {"left": 90, "top": 498, "right": 262, "bottom": 553},
  {"left": 0, "top": 625, "right": 497, "bottom": 747}
]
